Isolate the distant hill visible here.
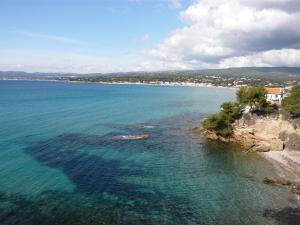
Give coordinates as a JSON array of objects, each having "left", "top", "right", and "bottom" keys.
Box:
[
  {"left": 1, "top": 67, "right": 300, "bottom": 79},
  {"left": 196, "top": 67, "right": 300, "bottom": 76},
  {"left": 0, "top": 71, "right": 81, "bottom": 79}
]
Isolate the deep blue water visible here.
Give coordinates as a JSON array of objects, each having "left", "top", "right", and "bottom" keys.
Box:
[{"left": 0, "top": 80, "right": 299, "bottom": 225}]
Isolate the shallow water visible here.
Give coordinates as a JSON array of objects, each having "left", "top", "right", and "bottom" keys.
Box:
[{"left": 0, "top": 80, "right": 299, "bottom": 225}]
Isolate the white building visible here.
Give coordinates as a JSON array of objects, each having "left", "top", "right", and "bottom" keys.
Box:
[{"left": 266, "top": 87, "right": 284, "bottom": 103}]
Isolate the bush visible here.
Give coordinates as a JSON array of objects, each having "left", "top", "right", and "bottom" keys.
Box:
[
  {"left": 202, "top": 101, "right": 241, "bottom": 136},
  {"left": 202, "top": 113, "right": 232, "bottom": 136},
  {"left": 202, "top": 113, "right": 227, "bottom": 130},
  {"left": 263, "top": 104, "right": 279, "bottom": 115}
]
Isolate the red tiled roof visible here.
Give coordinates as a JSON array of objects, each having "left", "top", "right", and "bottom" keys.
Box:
[{"left": 266, "top": 87, "right": 282, "bottom": 95}]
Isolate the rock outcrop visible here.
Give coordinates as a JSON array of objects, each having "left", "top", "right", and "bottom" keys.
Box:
[
  {"left": 200, "top": 128, "right": 231, "bottom": 143},
  {"left": 202, "top": 115, "right": 300, "bottom": 152},
  {"left": 233, "top": 115, "right": 300, "bottom": 152}
]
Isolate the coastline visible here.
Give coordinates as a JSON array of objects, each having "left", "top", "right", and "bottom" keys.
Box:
[
  {"left": 0, "top": 78, "right": 238, "bottom": 89},
  {"left": 260, "top": 151, "right": 300, "bottom": 181},
  {"left": 201, "top": 126, "right": 300, "bottom": 197},
  {"left": 201, "top": 115, "right": 300, "bottom": 195}
]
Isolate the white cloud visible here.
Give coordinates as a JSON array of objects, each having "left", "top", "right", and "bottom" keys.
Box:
[
  {"left": 142, "top": 0, "right": 300, "bottom": 69},
  {"left": 220, "top": 49, "right": 300, "bottom": 68}
]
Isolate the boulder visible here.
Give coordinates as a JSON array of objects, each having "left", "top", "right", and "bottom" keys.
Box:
[
  {"left": 253, "top": 141, "right": 271, "bottom": 152},
  {"left": 291, "top": 183, "right": 300, "bottom": 195},
  {"left": 232, "top": 131, "right": 256, "bottom": 149},
  {"left": 248, "top": 129, "right": 255, "bottom": 135},
  {"left": 285, "top": 133, "right": 300, "bottom": 151},
  {"left": 270, "top": 139, "right": 285, "bottom": 151},
  {"left": 201, "top": 129, "right": 219, "bottom": 140},
  {"left": 201, "top": 128, "right": 230, "bottom": 143}
]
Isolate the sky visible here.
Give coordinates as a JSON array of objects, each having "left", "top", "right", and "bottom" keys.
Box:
[{"left": 1, "top": 0, "right": 300, "bottom": 73}]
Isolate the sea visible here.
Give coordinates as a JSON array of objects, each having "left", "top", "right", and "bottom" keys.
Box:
[{"left": 0, "top": 80, "right": 299, "bottom": 225}]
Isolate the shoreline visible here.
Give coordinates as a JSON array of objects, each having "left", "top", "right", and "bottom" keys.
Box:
[
  {"left": 201, "top": 112, "right": 300, "bottom": 196},
  {"left": 0, "top": 78, "right": 238, "bottom": 89},
  {"left": 259, "top": 151, "right": 300, "bottom": 181}
]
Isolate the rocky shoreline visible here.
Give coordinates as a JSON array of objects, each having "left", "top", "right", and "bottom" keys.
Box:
[
  {"left": 202, "top": 115, "right": 300, "bottom": 151},
  {"left": 201, "top": 115, "right": 300, "bottom": 195}
]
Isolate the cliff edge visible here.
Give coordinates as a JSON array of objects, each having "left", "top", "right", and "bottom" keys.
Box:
[
  {"left": 232, "top": 115, "right": 300, "bottom": 152},
  {"left": 202, "top": 114, "right": 300, "bottom": 151}
]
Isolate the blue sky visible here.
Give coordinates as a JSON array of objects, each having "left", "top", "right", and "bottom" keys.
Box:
[
  {"left": 1, "top": 0, "right": 300, "bottom": 73},
  {"left": 0, "top": 0, "right": 188, "bottom": 73}
]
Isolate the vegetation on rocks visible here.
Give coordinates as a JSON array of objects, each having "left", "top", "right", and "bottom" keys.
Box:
[
  {"left": 282, "top": 85, "right": 300, "bottom": 117},
  {"left": 202, "top": 112, "right": 231, "bottom": 137},
  {"left": 202, "top": 86, "right": 277, "bottom": 137},
  {"left": 236, "top": 86, "right": 278, "bottom": 114},
  {"left": 202, "top": 101, "right": 241, "bottom": 136}
]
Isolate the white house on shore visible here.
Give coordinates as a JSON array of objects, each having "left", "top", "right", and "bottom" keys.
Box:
[{"left": 266, "top": 87, "right": 284, "bottom": 103}]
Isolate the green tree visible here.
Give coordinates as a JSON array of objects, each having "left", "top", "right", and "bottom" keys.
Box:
[
  {"left": 220, "top": 102, "right": 241, "bottom": 121},
  {"left": 202, "top": 113, "right": 231, "bottom": 136},
  {"left": 236, "top": 86, "right": 267, "bottom": 110},
  {"left": 236, "top": 86, "right": 248, "bottom": 106},
  {"left": 282, "top": 85, "right": 300, "bottom": 117},
  {"left": 202, "top": 102, "right": 241, "bottom": 136}
]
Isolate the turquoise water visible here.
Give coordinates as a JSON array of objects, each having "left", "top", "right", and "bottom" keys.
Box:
[{"left": 0, "top": 80, "right": 299, "bottom": 225}]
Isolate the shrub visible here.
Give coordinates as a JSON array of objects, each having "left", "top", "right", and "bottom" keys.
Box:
[
  {"left": 202, "top": 113, "right": 228, "bottom": 131},
  {"left": 263, "top": 104, "right": 279, "bottom": 115},
  {"left": 202, "top": 113, "right": 232, "bottom": 136}
]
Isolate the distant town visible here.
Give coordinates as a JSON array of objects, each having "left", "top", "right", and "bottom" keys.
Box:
[{"left": 1, "top": 67, "right": 300, "bottom": 88}]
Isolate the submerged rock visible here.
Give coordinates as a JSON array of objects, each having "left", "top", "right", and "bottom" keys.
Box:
[
  {"left": 239, "top": 172, "right": 255, "bottom": 179},
  {"left": 120, "top": 134, "right": 149, "bottom": 140},
  {"left": 263, "top": 177, "right": 300, "bottom": 195},
  {"left": 263, "top": 176, "right": 292, "bottom": 186}
]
